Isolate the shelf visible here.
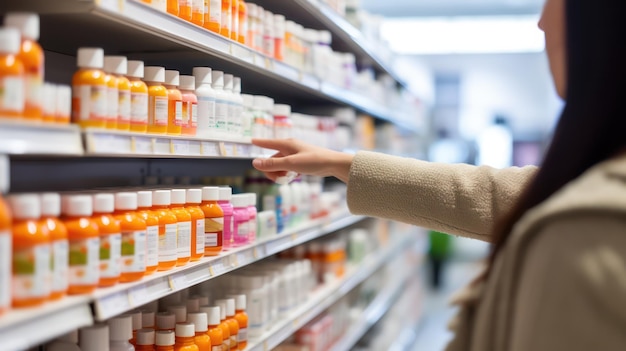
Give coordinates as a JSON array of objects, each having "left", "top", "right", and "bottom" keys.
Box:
[
  {"left": 0, "top": 120, "right": 83, "bottom": 156},
  {"left": 244, "top": 234, "right": 416, "bottom": 351}
]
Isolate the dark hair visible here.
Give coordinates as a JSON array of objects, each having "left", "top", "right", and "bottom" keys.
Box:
[{"left": 489, "top": 0, "right": 626, "bottom": 263}]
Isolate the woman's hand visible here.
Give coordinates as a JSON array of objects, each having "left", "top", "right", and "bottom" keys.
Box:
[{"left": 251, "top": 138, "right": 354, "bottom": 183}]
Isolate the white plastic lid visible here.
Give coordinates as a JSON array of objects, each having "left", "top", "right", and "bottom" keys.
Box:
[
  {"left": 165, "top": 70, "right": 180, "bottom": 86},
  {"left": 179, "top": 75, "right": 195, "bottom": 90},
  {"left": 214, "top": 300, "right": 227, "bottom": 320},
  {"left": 186, "top": 296, "right": 201, "bottom": 312},
  {"left": 153, "top": 190, "right": 171, "bottom": 206},
  {"left": 194, "top": 294, "right": 210, "bottom": 306},
  {"left": 273, "top": 104, "right": 291, "bottom": 117},
  {"left": 274, "top": 14, "right": 286, "bottom": 34},
  {"left": 80, "top": 324, "right": 109, "bottom": 351},
  {"left": 0, "top": 28, "right": 21, "bottom": 54},
  {"left": 127, "top": 60, "right": 144, "bottom": 78},
  {"left": 224, "top": 298, "right": 235, "bottom": 317},
  {"left": 136, "top": 329, "right": 155, "bottom": 346},
  {"left": 304, "top": 28, "right": 317, "bottom": 43},
  {"left": 264, "top": 97, "right": 275, "bottom": 113},
  {"left": 108, "top": 315, "right": 133, "bottom": 341},
  {"left": 156, "top": 312, "right": 176, "bottom": 330},
  {"left": 218, "top": 187, "right": 232, "bottom": 201},
  {"left": 57, "top": 330, "right": 79, "bottom": 344},
  {"left": 252, "top": 95, "right": 266, "bottom": 109},
  {"left": 155, "top": 330, "right": 175, "bottom": 346},
  {"left": 242, "top": 94, "right": 254, "bottom": 108},
  {"left": 103, "top": 56, "right": 128, "bottom": 75},
  {"left": 193, "top": 67, "right": 212, "bottom": 86},
  {"left": 141, "top": 310, "right": 155, "bottom": 328},
  {"left": 115, "top": 192, "right": 138, "bottom": 211},
  {"left": 77, "top": 47, "right": 104, "bottom": 69},
  {"left": 223, "top": 74, "right": 234, "bottom": 91},
  {"left": 211, "top": 71, "right": 224, "bottom": 88},
  {"left": 170, "top": 189, "right": 186, "bottom": 205},
  {"left": 64, "top": 195, "right": 93, "bottom": 217},
  {"left": 130, "top": 311, "right": 142, "bottom": 331},
  {"left": 247, "top": 193, "right": 257, "bottom": 207},
  {"left": 186, "top": 189, "right": 202, "bottom": 204},
  {"left": 5, "top": 12, "right": 39, "bottom": 40},
  {"left": 144, "top": 66, "right": 165, "bottom": 83},
  {"left": 40, "top": 193, "right": 61, "bottom": 217},
  {"left": 199, "top": 306, "right": 221, "bottom": 325},
  {"left": 187, "top": 312, "right": 208, "bottom": 332},
  {"left": 201, "top": 187, "right": 219, "bottom": 201},
  {"left": 318, "top": 30, "right": 332, "bottom": 45},
  {"left": 9, "top": 194, "right": 40, "bottom": 220},
  {"left": 230, "top": 294, "right": 246, "bottom": 310},
  {"left": 175, "top": 322, "right": 195, "bottom": 337},
  {"left": 233, "top": 77, "right": 241, "bottom": 93},
  {"left": 231, "top": 194, "right": 247, "bottom": 208},
  {"left": 168, "top": 305, "right": 187, "bottom": 323},
  {"left": 137, "top": 191, "right": 153, "bottom": 208},
  {"left": 93, "top": 193, "right": 115, "bottom": 213}
]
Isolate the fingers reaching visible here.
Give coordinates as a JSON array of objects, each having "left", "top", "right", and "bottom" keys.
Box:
[{"left": 251, "top": 138, "right": 298, "bottom": 154}]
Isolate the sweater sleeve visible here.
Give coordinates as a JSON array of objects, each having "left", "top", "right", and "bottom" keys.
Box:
[{"left": 346, "top": 151, "right": 537, "bottom": 241}]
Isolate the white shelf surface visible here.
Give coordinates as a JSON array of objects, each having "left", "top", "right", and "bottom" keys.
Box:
[
  {"left": 244, "top": 234, "right": 416, "bottom": 351},
  {"left": 0, "top": 120, "right": 83, "bottom": 155}
]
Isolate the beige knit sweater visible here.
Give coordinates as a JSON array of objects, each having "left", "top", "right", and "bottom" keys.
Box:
[{"left": 346, "top": 151, "right": 626, "bottom": 350}]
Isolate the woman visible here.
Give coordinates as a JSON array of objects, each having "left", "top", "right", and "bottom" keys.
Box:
[{"left": 252, "top": 0, "right": 626, "bottom": 349}]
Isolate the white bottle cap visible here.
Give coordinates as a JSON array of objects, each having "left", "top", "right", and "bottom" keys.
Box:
[
  {"left": 137, "top": 191, "right": 153, "bottom": 208},
  {"left": 218, "top": 187, "right": 232, "bottom": 201},
  {"left": 186, "top": 189, "right": 202, "bottom": 204},
  {"left": 170, "top": 189, "right": 186, "bottom": 205},
  {"left": 167, "top": 305, "right": 187, "bottom": 323},
  {"left": 93, "top": 193, "right": 115, "bottom": 213},
  {"left": 231, "top": 194, "right": 247, "bottom": 208},
  {"left": 77, "top": 47, "right": 104, "bottom": 69},
  {"left": 103, "top": 56, "right": 128, "bottom": 75},
  {"left": 156, "top": 312, "right": 176, "bottom": 330},
  {"left": 9, "top": 194, "right": 41, "bottom": 220},
  {"left": 252, "top": 95, "right": 266, "bottom": 110},
  {"left": 186, "top": 296, "right": 201, "bottom": 312},
  {"left": 164, "top": 70, "right": 180, "bottom": 86},
  {"left": 201, "top": 187, "right": 219, "bottom": 201},
  {"left": 193, "top": 67, "right": 212, "bottom": 86},
  {"left": 215, "top": 301, "right": 227, "bottom": 320},
  {"left": 127, "top": 60, "right": 144, "bottom": 78},
  {"left": 80, "top": 324, "right": 109, "bottom": 351},
  {"left": 242, "top": 94, "right": 254, "bottom": 108},
  {"left": 193, "top": 294, "right": 210, "bottom": 306},
  {"left": 5, "top": 12, "right": 39, "bottom": 40},
  {"left": 141, "top": 310, "right": 155, "bottom": 328},
  {"left": 224, "top": 298, "right": 236, "bottom": 317},
  {"left": 115, "top": 192, "right": 138, "bottom": 210},
  {"left": 233, "top": 77, "right": 241, "bottom": 94},
  {"left": 175, "top": 322, "right": 195, "bottom": 337},
  {"left": 64, "top": 195, "right": 93, "bottom": 217},
  {"left": 318, "top": 30, "right": 332, "bottom": 45},
  {"left": 136, "top": 329, "right": 155, "bottom": 346},
  {"left": 187, "top": 312, "right": 208, "bottom": 332},
  {"left": 199, "top": 306, "right": 221, "bottom": 326},
  {"left": 211, "top": 71, "right": 224, "bottom": 88},
  {"left": 248, "top": 193, "right": 257, "bottom": 207},
  {"left": 153, "top": 190, "right": 171, "bottom": 206},
  {"left": 108, "top": 314, "right": 133, "bottom": 341},
  {"left": 0, "top": 28, "right": 21, "bottom": 54},
  {"left": 144, "top": 66, "right": 165, "bottom": 83},
  {"left": 232, "top": 294, "right": 246, "bottom": 310},
  {"left": 179, "top": 75, "right": 195, "bottom": 90},
  {"left": 130, "top": 311, "right": 142, "bottom": 331},
  {"left": 40, "top": 193, "right": 61, "bottom": 217},
  {"left": 223, "top": 74, "right": 234, "bottom": 91},
  {"left": 273, "top": 104, "right": 291, "bottom": 117},
  {"left": 155, "top": 330, "right": 175, "bottom": 346}
]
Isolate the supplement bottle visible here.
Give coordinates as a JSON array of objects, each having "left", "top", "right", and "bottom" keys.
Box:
[
  {"left": 191, "top": 0, "right": 204, "bottom": 27},
  {"left": 142, "top": 310, "right": 157, "bottom": 330},
  {"left": 217, "top": 187, "right": 233, "bottom": 250},
  {"left": 179, "top": 75, "right": 198, "bottom": 136},
  {"left": 171, "top": 189, "right": 192, "bottom": 266},
  {"left": 273, "top": 104, "right": 292, "bottom": 139},
  {"left": 211, "top": 71, "right": 228, "bottom": 137},
  {"left": 214, "top": 305, "right": 231, "bottom": 351},
  {"left": 104, "top": 56, "right": 131, "bottom": 131},
  {"left": 246, "top": 3, "right": 258, "bottom": 51},
  {"left": 157, "top": 312, "right": 177, "bottom": 332},
  {"left": 93, "top": 193, "right": 122, "bottom": 287},
  {"left": 186, "top": 297, "right": 201, "bottom": 313},
  {"left": 220, "top": 0, "right": 232, "bottom": 39},
  {"left": 185, "top": 188, "right": 205, "bottom": 261},
  {"left": 46, "top": 331, "right": 81, "bottom": 351},
  {"left": 102, "top": 57, "right": 119, "bottom": 129},
  {"left": 240, "top": 94, "right": 253, "bottom": 139},
  {"left": 164, "top": 70, "right": 183, "bottom": 135},
  {"left": 72, "top": 47, "right": 107, "bottom": 128},
  {"left": 167, "top": 0, "right": 179, "bottom": 16},
  {"left": 230, "top": 0, "right": 239, "bottom": 41},
  {"left": 153, "top": 190, "right": 178, "bottom": 271},
  {"left": 136, "top": 328, "right": 157, "bottom": 351},
  {"left": 232, "top": 77, "right": 244, "bottom": 138},
  {"left": 262, "top": 11, "right": 275, "bottom": 57},
  {"left": 109, "top": 314, "right": 135, "bottom": 351},
  {"left": 137, "top": 191, "right": 160, "bottom": 275},
  {"left": 9, "top": 194, "right": 50, "bottom": 307},
  {"left": 156, "top": 330, "right": 176, "bottom": 351},
  {"left": 130, "top": 310, "right": 143, "bottom": 345},
  {"left": 114, "top": 192, "right": 147, "bottom": 282},
  {"left": 200, "top": 187, "right": 223, "bottom": 256},
  {"left": 188, "top": 312, "right": 211, "bottom": 351},
  {"left": 144, "top": 66, "right": 169, "bottom": 134},
  {"left": 0, "top": 159, "right": 11, "bottom": 314},
  {"left": 222, "top": 74, "right": 237, "bottom": 137},
  {"left": 192, "top": 67, "right": 216, "bottom": 138},
  {"left": 80, "top": 324, "right": 109, "bottom": 351},
  {"left": 40, "top": 193, "right": 68, "bottom": 300},
  {"left": 201, "top": 306, "right": 224, "bottom": 351},
  {"left": 203, "top": 0, "right": 221, "bottom": 34},
  {"left": 0, "top": 28, "right": 25, "bottom": 118},
  {"left": 178, "top": 0, "right": 192, "bottom": 22},
  {"left": 215, "top": 299, "right": 237, "bottom": 351},
  {"left": 237, "top": 0, "right": 247, "bottom": 45},
  {"left": 228, "top": 294, "right": 248, "bottom": 350},
  {"left": 231, "top": 194, "right": 249, "bottom": 247},
  {"left": 174, "top": 323, "right": 199, "bottom": 351},
  {"left": 273, "top": 15, "right": 286, "bottom": 61},
  {"left": 245, "top": 193, "right": 257, "bottom": 243},
  {"left": 127, "top": 60, "right": 149, "bottom": 133},
  {"left": 168, "top": 305, "right": 188, "bottom": 324}
]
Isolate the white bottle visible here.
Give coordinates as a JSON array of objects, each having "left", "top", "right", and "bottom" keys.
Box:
[
  {"left": 80, "top": 324, "right": 109, "bottom": 351},
  {"left": 262, "top": 10, "right": 275, "bottom": 57},
  {"left": 211, "top": 70, "right": 229, "bottom": 138},
  {"left": 46, "top": 330, "right": 81, "bottom": 351},
  {"left": 232, "top": 77, "right": 245, "bottom": 139},
  {"left": 108, "top": 315, "right": 134, "bottom": 351},
  {"left": 263, "top": 97, "right": 275, "bottom": 140},
  {"left": 251, "top": 95, "right": 266, "bottom": 156},
  {"left": 313, "top": 30, "right": 333, "bottom": 81},
  {"left": 223, "top": 73, "right": 238, "bottom": 138},
  {"left": 241, "top": 94, "right": 254, "bottom": 140},
  {"left": 192, "top": 67, "right": 217, "bottom": 138},
  {"left": 168, "top": 304, "right": 188, "bottom": 324}
]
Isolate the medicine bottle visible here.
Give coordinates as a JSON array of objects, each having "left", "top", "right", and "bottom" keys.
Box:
[
  {"left": 93, "top": 193, "right": 122, "bottom": 287},
  {"left": 200, "top": 187, "right": 223, "bottom": 256},
  {"left": 104, "top": 56, "right": 132, "bottom": 131},
  {"left": 179, "top": 75, "right": 198, "bottom": 136},
  {"left": 114, "top": 192, "right": 147, "bottom": 282},
  {"left": 174, "top": 323, "right": 199, "bottom": 351},
  {"left": 109, "top": 314, "right": 135, "bottom": 351},
  {"left": 237, "top": 1, "right": 247, "bottom": 45},
  {"left": 127, "top": 60, "right": 149, "bottom": 133},
  {"left": 144, "top": 66, "right": 169, "bottom": 134},
  {"left": 187, "top": 312, "right": 211, "bottom": 351},
  {"left": 156, "top": 330, "right": 176, "bottom": 351},
  {"left": 164, "top": 70, "right": 184, "bottom": 135},
  {"left": 157, "top": 312, "right": 177, "bottom": 332},
  {"left": 211, "top": 71, "right": 229, "bottom": 137},
  {"left": 200, "top": 306, "right": 224, "bottom": 351},
  {"left": 178, "top": 0, "right": 192, "bottom": 22},
  {"left": 152, "top": 190, "right": 178, "bottom": 271},
  {"left": 216, "top": 299, "right": 238, "bottom": 351},
  {"left": 191, "top": 0, "right": 204, "bottom": 27},
  {"left": 102, "top": 57, "right": 119, "bottom": 129},
  {"left": 185, "top": 189, "right": 205, "bottom": 261},
  {"left": 171, "top": 189, "right": 192, "bottom": 266},
  {"left": 217, "top": 187, "right": 234, "bottom": 250},
  {"left": 228, "top": 294, "right": 248, "bottom": 350},
  {"left": 137, "top": 190, "right": 160, "bottom": 275},
  {"left": 192, "top": 67, "right": 217, "bottom": 138},
  {"left": 136, "top": 328, "right": 157, "bottom": 351},
  {"left": 72, "top": 48, "right": 107, "bottom": 128},
  {"left": 80, "top": 324, "right": 109, "bottom": 351},
  {"left": 230, "top": 0, "right": 239, "bottom": 41},
  {"left": 203, "top": 0, "right": 221, "bottom": 34},
  {"left": 220, "top": 0, "right": 232, "bottom": 39},
  {"left": 231, "top": 194, "right": 249, "bottom": 247},
  {"left": 0, "top": 28, "right": 25, "bottom": 118},
  {"left": 40, "top": 193, "right": 68, "bottom": 300}
]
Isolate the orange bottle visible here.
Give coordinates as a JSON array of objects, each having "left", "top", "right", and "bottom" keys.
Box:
[
  {"left": 204, "top": 0, "right": 221, "bottom": 34},
  {"left": 237, "top": 1, "right": 247, "bottom": 45},
  {"left": 102, "top": 60, "right": 119, "bottom": 129},
  {"left": 174, "top": 323, "right": 199, "bottom": 351},
  {"left": 127, "top": 60, "right": 149, "bottom": 133},
  {"left": 114, "top": 192, "right": 147, "bottom": 282},
  {"left": 92, "top": 193, "right": 121, "bottom": 287},
  {"left": 156, "top": 330, "right": 176, "bottom": 351},
  {"left": 136, "top": 329, "right": 157, "bottom": 351},
  {"left": 188, "top": 313, "right": 211, "bottom": 351},
  {"left": 179, "top": 75, "right": 198, "bottom": 136},
  {"left": 170, "top": 189, "right": 191, "bottom": 266},
  {"left": 62, "top": 195, "right": 100, "bottom": 295},
  {"left": 153, "top": 190, "right": 178, "bottom": 271},
  {"left": 229, "top": 295, "right": 248, "bottom": 349},
  {"left": 0, "top": 191, "right": 11, "bottom": 314},
  {"left": 214, "top": 305, "right": 230, "bottom": 351},
  {"left": 9, "top": 194, "right": 50, "bottom": 307},
  {"left": 5, "top": 13, "right": 43, "bottom": 120},
  {"left": 144, "top": 66, "right": 169, "bottom": 134},
  {"left": 215, "top": 300, "right": 237, "bottom": 351},
  {"left": 167, "top": 0, "right": 180, "bottom": 16},
  {"left": 137, "top": 191, "right": 160, "bottom": 275},
  {"left": 0, "top": 28, "right": 25, "bottom": 118},
  {"left": 200, "top": 187, "right": 223, "bottom": 256},
  {"left": 191, "top": 0, "right": 204, "bottom": 26},
  {"left": 164, "top": 70, "right": 184, "bottom": 135},
  {"left": 179, "top": 0, "right": 193, "bottom": 22},
  {"left": 186, "top": 189, "right": 205, "bottom": 261},
  {"left": 130, "top": 310, "right": 143, "bottom": 345},
  {"left": 72, "top": 47, "right": 107, "bottom": 128},
  {"left": 40, "top": 193, "right": 68, "bottom": 300},
  {"left": 230, "top": 0, "right": 239, "bottom": 41},
  {"left": 201, "top": 306, "right": 224, "bottom": 351},
  {"left": 220, "top": 0, "right": 232, "bottom": 38},
  {"left": 104, "top": 56, "right": 132, "bottom": 131}
]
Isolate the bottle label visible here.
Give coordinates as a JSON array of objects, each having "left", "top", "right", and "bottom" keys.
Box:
[
  {"left": 223, "top": 214, "right": 233, "bottom": 245},
  {"left": 107, "top": 86, "right": 118, "bottom": 121},
  {"left": 191, "top": 102, "right": 198, "bottom": 128},
  {"left": 121, "top": 230, "right": 146, "bottom": 273},
  {"left": 212, "top": 346, "right": 223, "bottom": 351},
  {"left": 150, "top": 95, "right": 168, "bottom": 126},
  {"left": 230, "top": 336, "right": 237, "bottom": 349},
  {"left": 227, "top": 102, "right": 236, "bottom": 133},
  {"left": 1, "top": 76, "right": 25, "bottom": 113},
  {"left": 204, "top": 216, "right": 223, "bottom": 248},
  {"left": 0, "top": 231, "right": 9, "bottom": 308},
  {"left": 25, "top": 74, "right": 43, "bottom": 111},
  {"left": 215, "top": 100, "right": 228, "bottom": 132},
  {"left": 236, "top": 220, "right": 249, "bottom": 239},
  {"left": 193, "top": 0, "right": 204, "bottom": 13},
  {"left": 12, "top": 244, "right": 50, "bottom": 299},
  {"left": 179, "top": 0, "right": 191, "bottom": 6},
  {"left": 197, "top": 96, "right": 216, "bottom": 130},
  {"left": 238, "top": 328, "right": 247, "bottom": 342},
  {"left": 177, "top": 221, "right": 192, "bottom": 259},
  {"left": 68, "top": 237, "right": 100, "bottom": 286},
  {"left": 99, "top": 233, "right": 121, "bottom": 279},
  {"left": 248, "top": 295, "right": 263, "bottom": 329},
  {"left": 182, "top": 100, "right": 191, "bottom": 126},
  {"left": 209, "top": 0, "right": 221, "bottom": 23},
  {"left": 159, "top": 223, "right": 178, "bottom": 263},
  {"left": 173, "top": 100, "right": 184, "bottom": 126},
  {"left": 51, "top": 239, "right": 69, "bottom": 293},
  {"left": 195, "top": 218, "right": 205, "bottom": 255},
  {"left": 118, "top": 90, "right": 131, "bottom": 123},
  {"left": 263, "top": 35, "right": 275, "bottom": 57},
  {"left": 146, "top": 225, "right": 159, "bottom": 267},
  {"left": 130, "top": 92, "right": 148, "bottom": 124},
  {"left": 221, "top": 6, "right": 231, "bottom": 30}
]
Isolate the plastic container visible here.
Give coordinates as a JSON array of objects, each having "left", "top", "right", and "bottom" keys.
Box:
[
  {"left": 0, "top": 164, "right": 10, "bottom": 314},
  {"left": 137, "top": 191, "right": 160, "bottom": 275},
  {"left": 246, "top": 3, "right": 259, "bottom": 51},
  {"left": 104, "top": 56, "right": 131, "bottom": 131},
  {"left": 220, "top": 0, "right": 232, "bottom": 38},
  {"left": 200, "top": 187, "right": 223, "bottom": 256},
  {"left": 115, "top": 192, "right": 147, "bottom": 282},
  {"left": 40, "top": 193, "right": 68, "bottom": 300},
  {"left": 273, "top": 15, "right": 286, "bottom": 61},
  {"left": 72, "top": 47, "right": 107, "bottom": 128},
  {"left": 232, "top": 77, "right": 244, "bottom": 138},
  {"left": 0, "top": 28, "right": 25, "bottom": 118},
  {"left": 203, "top": 0, "right": 221, "bottom": 34},
  {"left": 263, "top": 183, "right": 284, "bottom": 233},
  {"left": 185, "top": 189, "right": 205, "bottom": 261},
  {"left": 241, "top": 94, "right": 254, "bottom": 139},
  {"left": 102, "top": 59, "right": 119, "bottom": 129},
  {"left": 157, "top": 312, "right": 177, "bottom": 331},
  {"left": 168, "top": 305, "right": 188, "bottom": 323},
  {"left": 231, "top": 194, "right": 249, "bottom": 247},
  {"left": 223, "top": 74, "right": 239, "bottom": 137},
  {"left": 273, "top": 104, "right": 292, "bottom": 140},
  {"left": 217, "top": 187, "right": 234, "bottom": 250},
  {"left": 229, "top": 294, "right": 248, "bottom": 349},
  {"left": 144, "top": 66, "right": 169, "bottom": 134},
  {"left": 237, "top": 0, "right": 247, "bottom": 44},
  {"left": 93, "top": 193, "right": 122, "bottom": 287},
  {"left": 171, "top": 189, "right": 192, "bottom": 266},
  {"left": 216, "top": 299, "right": 238, "bottom": 351},
  {"left": 130, "top": 310, "right": 143, "bottom": 344},
  {"left": 179, "top": 75, "right": 198, "bottom": 136},
  {"left": 9, "top": 194, "right": 49, "bottom": 307},
  {"left": 262, "top": 11, "right": 275, "bottom": 57},
  {"left": 80, "top": 324, "right": 109, "bottom": 351},
  {"left": 174, "top": 323, "right": 199, "bottom": 351},
  {"left": 200, "top": 306, "right": 224, "bottom": 351},
  {"left": 164, "top": 70, "right": 184, "bottom": 135},
  {"left": 186, "top": 296, "right": 200, "bottom": 313},
  {"left": 62, "top": 195, "right": 100, "bottom": 294},
  {"left": 156, "top": 330, "right": 176, "bottom": 351},
  {"left": 109, "top": 314, "right": 135, "bottom": 351},
  {"left": 167, "top": 0, "right": 179, "bottom": 16},
  {"left": 153, "top": 190, "right": 178, "bottom": 271},
  {"left": 214, "top": 304, "right": 231, "bottom": 351},
  {"left": 192, "top": 67, "right": 217, "bottom": 138},
  {"left": 191, "top": 0, "right": 204, "bottom": 26},
  {"left": 5, "top": 13, "right": 43, "bottom": 120},
  {"left": 187, "top": 312, "right": 211, "bottom": 351},
  {"left": 230, "top": 0, "right": 239, "bottom": 41},
  {"left": 211, "top": 71, "right": 229, "bottom": 136},
  {"left": 127, "top": 60, "right": 149, "bottom": 133},
  {"left": 245, "top": 193, "right": 257, "bottom": 243},
  {"left": 136, "top": 329, "right": 156, "bottom": 351},
  {"left": 178, "top": 0, "right": 192, "bottom": 21}
]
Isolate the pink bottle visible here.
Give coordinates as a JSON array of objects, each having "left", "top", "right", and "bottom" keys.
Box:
[
  {"left": 218, "top": 187, "right": 234, "bottom": 250},
  {"left": 246, "top": 193, "right": 257, "bottom": 243},
  {"left": 231, "top": 194, "right": 250, "bottom": 247}
]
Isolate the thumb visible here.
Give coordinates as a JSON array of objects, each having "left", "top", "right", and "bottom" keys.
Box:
[{"left": 252, "top": 156, "right": 293, "bottom": 172}]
